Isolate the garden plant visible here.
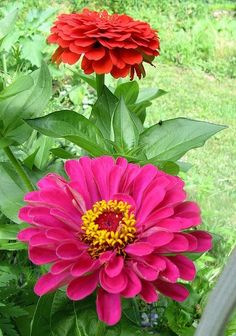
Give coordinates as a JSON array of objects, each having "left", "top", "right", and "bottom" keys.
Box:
[{"left": 0, "top": 1, "right": 235, "bottom": 336}]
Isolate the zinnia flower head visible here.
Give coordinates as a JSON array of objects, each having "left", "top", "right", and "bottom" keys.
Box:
[
  {"left": 47, "top": 9, "right": 160, "bottom": 79},
  {"left": 18, "top": 156, "right": 212, "bottom": 326}
]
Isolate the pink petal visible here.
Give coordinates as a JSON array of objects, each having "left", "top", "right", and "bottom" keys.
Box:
[
  {"left": 145, "top": 230, "right": 174, "bottom": 247},
  {"left": 71, "top": 253, "right": 97, "bottom": 276},
  {"left": 155, "top": 218, "right": 182, "bottom": 232},
  {"left": 51, "top": 260, "right": 73, "bottom": 274},
  {"left": 155, "top": 280, "right": 189, "bottom": 302},
  {"left": 190, "top": 231, "right": 212, "bottom": 252},
  {"left": 105, "top": 255, "right": 124, "bottom": 277},
  {"left": 142, "top": 207, "right": 174, "bottom": 230},
  {"left": 29, "top": 246, "right": 57, "bottom": 265},
  {"left": 17, "top": 227, "right": 40, "bottom": 242},
  {"left": 136, "top": 185, "right": 165, "bottom": 222},
  {"left": 121, "top": 268, "right": 142, "bottom": 298},
  {"left": 18, "top": 207, "right": 34, "bottom": 223},
  {"left": 96, "top": 288, "right": 121, "bottom": 326},
  {"left": 91, "top": 156, "right": 115, "bottom": 200},
  {"left": 113, "top": 194, "right": 136, "bottom": 213},
  {"left": 99, "top": 251, "right": 114, "bottom": 263},
  {"left": 142, "top": 255, "right": 166, "bottom": 271},
  {"left": 67, "top": 272, "right": 98, "bottom": 300},
  {"left": 56, "top": 242, "right": 83, "bottom": 260},
  {"left": 45, "top": 228, "right": 74, "bottom": 241},
  {"left": 37, "top": 173, "right": 66, "bottom": 189},
  {"left": 169, "top": 255, "right": 196, "bottom": 281},
  {"left": 34, "top": 272, "right": 68, "bottom": 296},
  {"left": 99, "top": 269, "right": 127, "bottom": 294},
  {"left": 158, "top": 233, "right": 189, "bottom": 252},
  {"left": 140, "top": 281, "right": 158, "bottom": 303},
  {"left": 30, "top": 233, "right": 55, "bottom": 247},
  {"left": 133, "top": 262, "right": 159, "bottom": 281},
  {"left": 132, "top": 164, "right": 157, "bottom": 207},
  {"left": 159, "top": 257, "right": 180, "bottom": 283},
  {"left": 125, "top": 242, "right": 153, "bottom": 256}
]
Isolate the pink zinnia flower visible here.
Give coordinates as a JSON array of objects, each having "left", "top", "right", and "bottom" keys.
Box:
[{"left": 18, "top": 156, "right": 212, "bottom": 326}]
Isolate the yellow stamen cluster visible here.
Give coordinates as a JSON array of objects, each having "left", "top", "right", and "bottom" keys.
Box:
[{"left": 81, "top": 200, "right": 136, "bottom": 258}]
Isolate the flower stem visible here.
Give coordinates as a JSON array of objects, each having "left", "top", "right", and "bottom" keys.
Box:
[
  {"left": 96, "top": 74, "right": 105, "bottom": 97},
  {"left": 95, "top": 320, "right": 107, "bottom": 336},
  {"left": 3, "top": 146, "right": 34, "bottom": 192}
]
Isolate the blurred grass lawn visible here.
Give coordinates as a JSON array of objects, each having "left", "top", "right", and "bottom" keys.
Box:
[{"left": 145, "top": 63, "right": 236, "bottom": 247}]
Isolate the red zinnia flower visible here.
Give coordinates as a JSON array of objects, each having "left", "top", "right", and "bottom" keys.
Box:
[
  {"left": 17, "top": 156, "right": 212, "bottom": 326},
  {"left": 47, "top": 9, "right": 160, "bottom": 79}
]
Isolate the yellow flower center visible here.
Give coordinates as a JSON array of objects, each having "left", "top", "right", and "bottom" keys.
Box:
[{"left": 81, "top": 200, "right": 136, "bottom": 258}]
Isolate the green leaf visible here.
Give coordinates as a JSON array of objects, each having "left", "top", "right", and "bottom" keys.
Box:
[
  {"left": 0, "top": 224, "right": 22, "bottom": 240},
  {"left": 0, "top": 162, "right": 25, "bottom": 223},
  {"left": 78, "top": 72, "right": 96, "bottom": 89},
  {"left": 23, "top": 148, "right": 40, "bottom": 170},
  {"left": 136, "top": 87, "right": 167, "bottom": 104},
  {"left": 31, "top": 292, "right": 154, "bottom": 336},
  {"left": 34, "top": 135, "right": 54, "bottom": 170},
  {"left": 111, "top": 98, "right": 142, "bottom": 153},
  {"left": 140, "top": 117, "right": 227, "bottom": 162},
  {"left": 0, "top": 75, "right": 33, "bottom": 100},
  {"left": 0, "top": 241, "right": 27, "bottom": 251},
  {"left": 26, "top": 110, "right": 113, "bottom": 157},
  {"left": 21, "top": 35, "right": 45, "bottom": 67},
  {"left": 50, "top": 147, "right": 77, "bottom": 159},
  {"left": 90, "top": 86, "right": 118, "bottom": 139},
  {"left": 30, "top": 293, "right": 55, "bottom": 336},
  {"left": 114, "top": 81, "right": 139, "bottom": 104},
  {"left": 158, "top": 161, "right": 180, "bottom": 175},
  {"left": 195, "top": 248, "right": 236, "bottom": 336},
  {"left": 0, "top": 9, "right": 18, "bottom": 41},
  {"left": 0, "top": 61, "right": 52, "bottom": 147}
]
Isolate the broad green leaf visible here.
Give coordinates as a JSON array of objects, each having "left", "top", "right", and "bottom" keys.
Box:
[
  {"left": 34, "top": 135, "right": 54, "bottom": 170},
  {"left": 0, "top": 9, "right": 18, "bottom": 41},
  {"left": 136, "top": 87, "right": 167, "bottom": 104},
  {"left": 114, "top": 81, "right": 139, "bottom": 105},
  {"left": 0, "top": 30, "right": 21, "bottom": 52},
  {"left": 50, "top": 147, "right": 77, "bottom": 159},
  {"left": 21, "top": 35, "right": 45, "bottom": 67},
  {"left": 0, "top": 224, "right": 21, "bottom": 240},
  {"left": 31, "top": 292, "right": 154, "bottom": 336},
  {"left": 30, "top": 293, "right": 55, "bottom": 336},
  {"left": 140, "top": 117, "right": 227, "bottom": 162},
  {"left": 195, "top": 248, "right": 236, "bottom": 336},
  {"left": 78, "top": 72, "right": 96, "bottom": 89},
  {"left": 26, "top": 110, "right": 113, "bottom": 157},
  {"left": 0, "top": 61, "right": 52, "bottom": 147},
  {"left": 111, "top": 98, "right": 141, "bottom": 153},
  {"left": 0, "top": 75, "right": 33, "bottom": 100},
  {"left": 23, "top": 148, "right": 40, "bottom": 170},
  {"left": 0, "top": 241, "right": 27, "bottom": 250},
  {"left": 90, "top": 86, "right": 118, "bottom": 139},
  {"left": 158, "top": 161, "right": 180, "bottom": 175},
  {"left": 0, "top": 162, "right": 25, "bottom": 223}
]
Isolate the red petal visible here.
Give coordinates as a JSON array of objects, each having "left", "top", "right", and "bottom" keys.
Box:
[
  {"left": 92, "top": 53, "right": 113, "bottom": 74},
  {"left": 85, "top": 45, "right": 106, "bottom": 60},
  {"left": 121, "top": 49, "right": 143, "bottom": 65},
  {"left": 61, "top": 51, "right": 80, "bottom": 65}
]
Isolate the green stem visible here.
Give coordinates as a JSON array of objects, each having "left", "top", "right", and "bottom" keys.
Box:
[
  {"left": 95, "top": 320, "right": 107, "bottom": 336},
  {"left": 4, "top": 146, "right": 34, "bottom": 192},
  {"left": 96, "top": 74, "right": 105, "bottom": 97}
]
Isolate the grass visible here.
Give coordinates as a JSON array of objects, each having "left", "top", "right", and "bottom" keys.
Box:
[{"left": 144, "top": 63, "right": 236, "bottom": 251}]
